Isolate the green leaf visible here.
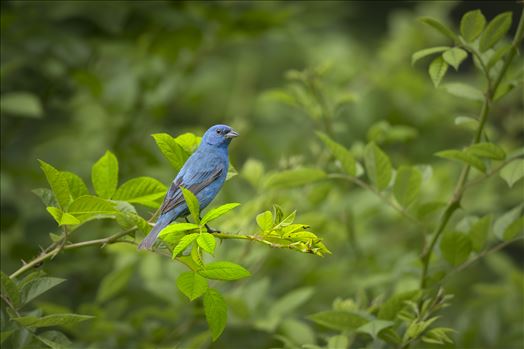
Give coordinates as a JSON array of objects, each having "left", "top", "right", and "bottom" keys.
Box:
[
  {"left": 393, "top": 166, "right": 422, "bottom": 208},
  {"left": 364, "top": 142, "right": 392, "bottom": 190},
  {"left": 176, "top": 272, "right": 208, "bottom": 301},
  {"left": 308, "top": 311, "right": 368, "bottom": 331},
  {"left": 256, "top": 210, "right": 273, "bottom": 232},
  {"left": 46, "top": 207, "right": 80, "bottom": 226},
  {"left": 411, "top": 46, "right": 450, "bottom": 65},
  {"left": 113, "top": 176, "right": 167, "bottom": 208},
  {"left": 172, "top": 233, "right": 199, "bottom": 258},
  {"left": 0, "top": 92, "right": 43, "bottom": 118},
  {"left": 197, "top": 233, "right": 216, "bottom": 254},
  {"left": 265, "top": 168, "right": 326, "bottom": 188},
  {"left": 378, "top": 290, "right": 421, "bottom": 320},
  {"left": 479, "top": 12, "right": 512, "bottom": 52},
  {"left": 158, "top": 222, "right": 200, "bottom": 237},
  {"left": 203, "top": 288, "right": 228, "bottom": 341},
  {"left": 174, "top": 132, "right": 201, "bottom": 153},
  {"left": 419, "top": 17, "right": 459, "bottom": 42},
  {"left": 198, "top": 261, "right": 251, "bottom": 281},
  {"left": 316, "top": 131, "right": 356, "bottom": 176},
  {"left": 0, "top": 330, "right": 14, "bottom": 344},
  {"left": 468, "top": 215, "right": 492, "bottom": 252},
  {"left": 201, "top": 203, "right": 241, "bottom": 225},
  {"left": 440, "top": 231, "right": 472, "bottom": 266},
  {"left": 428, "top": 56, "right": 448, "bottom": 87},
  {"left": 357, "top": 320, "right": 394, "bottom": 340},
  {"left": 12, "top": 314, "right": 94, "bottom": 328},
  {"left": 466, "top": 142, "right": 505, "bottom": 160},
  {"left": 35, "top": 330, "right": 72, "bottom": 349},
  {"left": 62, "top": 172, "right": 89, "bottom": 199},
  {"left": 20, "top": 277, "right": 65, "bottom": 304},
  {"left": 494, "top": 205, "right": 523, "bottom": 240},
  {"left": 327, "top": 335, "right": 349, "bottom": 349},
  {"left": 152, "top": 133, "right": 189, "bottom": 171},
  {"left": 487, "top": 44, "right": 512, "bottom": 70},
  {"left": 460, "top": 10, "right": 486, "bottom": 42},
  {"left": 38, "top": 160, "right": 71, "bottom": 210},
  {"left": 91, "top": 151, "right": 118, "bottom": 199},
  {"left": 269, "top": 287, "right": 314, "bottom": 318},
  {"left": 500, "top": 159, "right": 524, "bottom": 187},
  {"left": 436, "top": 149, "right": 486, "bottom": 173},
  {"left": 442, "top": 48, "right": 468, "bottom": 70},
  {"left": 68, "top": 195, "right": 117, "bottom": 218},
  {"left": 454, "top": 116, "right": 479, "bottom": 130},
  {"left": 1, "top": 271, "right": 20, "bottom": 308},
  {"left": 503, "top": 217, "right": 524, "bottom": 240},
  {"left": 97, "top": 264, "right": 134, "bottom": 303},
  {"left": 33, "top": 188, "right": 57, "bottom": 207},
  {"left": 442, "top": 83, "right": 484, "bottom": 101},
  {"left": 180, "top": 187, "right": 200, "bottom": 224}
]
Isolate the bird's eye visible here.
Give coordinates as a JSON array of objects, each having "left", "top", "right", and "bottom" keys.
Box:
[{"left": 216, "top": 129, "right": 221, "bottom": 134}]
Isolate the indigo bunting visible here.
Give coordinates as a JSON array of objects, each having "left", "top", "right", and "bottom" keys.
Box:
[{"left": 138, "top": 124, "right": 239, "bottom": 249}]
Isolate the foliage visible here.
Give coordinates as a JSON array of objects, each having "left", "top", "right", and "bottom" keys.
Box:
[{"left": 1, "top": 2, "right": 523, "bottom": 349}]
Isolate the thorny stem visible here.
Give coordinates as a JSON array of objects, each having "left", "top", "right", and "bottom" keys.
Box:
[{"left": 419, "top": 10, "right": 524, "bottom": 289}]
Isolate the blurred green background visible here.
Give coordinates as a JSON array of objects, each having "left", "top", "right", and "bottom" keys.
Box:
[{"left": 1, "top": 1, "right": 523, "bottom": 348}]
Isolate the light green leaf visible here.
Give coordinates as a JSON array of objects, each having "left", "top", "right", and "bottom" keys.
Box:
[
  {"left": 479, "top": 12, "right": 512, "bottom": 52},
  {"left": 308, "top": 311, "right": 368, "bottom": 331},
  {"left": 327, "top": 335, "right": 349, "bottom": 349},
  {"left": 180, "top": 187, "right": 200, "bottom": 224},
  {"left": 454, "top": 116, "right": 479, "bottom": 130},
  {"left": 152, "top": 133, "right": 189, "bottom": 171},
  {"left": 503, "top": 217, "right": 524, "bottom": 240},
  {"left": 364, "top": 142, "right": 392, "bottom": 190},
  {"left": 494, "top": 205, "right": 523, "bottom": 240},
  {"left": 393, "top": 166, "right": 422, "bottom": 208},
  {"left": 91, "top": 151, "right": 118, "bottom": 199},
  {"left": 197, "top": 233, "right": 216, "bottom": 254},
  {"left": 159, "top": 223, "right": 199, "bottom": 237},
  {"left": 440, "top": 231, "right": 472, "bottom": 266},
  {"left": 46, "top": 207, "right": 63, "bottom": 224},
  {"left": 265, "top": 168, "right": 326, "bottom": 188},
  {"left": 97, "top": 264, "right": 134, "bottom": 303},
  {"left": 436, "top": 149, "right": 486, "bottom": 173},
  {"left": 198, "top": 261, "right": 251, "bottom": 281},
  {"left": 1, "top": 271, "right": 20, "bottom": 308},
  {"left": 357, "top": 320, "right": 394, "bottom": 340},
  {"left": 174, "top": 132, "right": 201, "bottom": 153},
  {"left": 1, "top": 92, "right": 43, "bottom": 118},
  {"left": 411, "top": 46, "right": 450, "bottom": 65},
  {"left": 113, "top": 176, "right": 167, "bottom": 208},
  {"left": 203, "top": 288, "right": 228, "bottom": 341},
  {"left": 460, "top": 10, "right": 486, "bottom": 42},
  {"left": 46, "top": 207, "right": 81, "bottom": 226},
  {"left": 419, "top": 17, "right": 459, "bottom": 42},
  {"left": 428, "top": 56, "right": 448, "bottom": 87},
  {"left": 468, "top": 215, "right": 492, "bottom": 252},
  {"left": 317, "top": 131, "right": 356, "bottom": 176},
  {"left": 176, "top": 272, "right": 208, "bottom": 301},
  {"left": 201, "top": 203, "right": 241, "bottom": 225},
  {"left": 21, "top": 277, "right": 66, "bottom": 304},
  {"left": 38, "top": 160, "right": 71, "bottom": 210},
  {"left": 256, "top": 210, "right": 273, "bottom": 232},
  {"left": 62, "top": 172, "right": 89, "bottom": 199},
  {"left": 172, "top": 233, "right": 199, "bottom": 258},
  {"left": 466, "top": 142, "right": 505, "bottom": 160},
  {"left": 442, "top": 83, "right": 484, "bottom": 101},
  {"left": 487, "top": 44, "right": 512, "bottom": 69},
  {"left": 443, "top": 48, "right": 468, "bottom": 70},
  {"left": 12, "top": 314, "right": 94, "bottom": 328},
  {"left": 500, "top": 159, "right": 524, "bottom": 187}
]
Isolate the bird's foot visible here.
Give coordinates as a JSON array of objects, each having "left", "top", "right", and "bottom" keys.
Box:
[{"left": 205, "top": 224, "right": 220, "bottom": 234}]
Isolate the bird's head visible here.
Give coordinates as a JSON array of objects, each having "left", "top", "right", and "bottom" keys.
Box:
[{"left": 202, "top": 124, "right": 239, "bottom": 147}]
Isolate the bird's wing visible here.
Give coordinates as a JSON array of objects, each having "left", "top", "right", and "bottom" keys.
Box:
[{"left": 158, "top": 166, "right": 224, "bottom": 215}]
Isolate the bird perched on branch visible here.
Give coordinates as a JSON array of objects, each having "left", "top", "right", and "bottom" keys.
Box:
[{"left": 138, "top": 124, "right": 239, "bottom": 249}]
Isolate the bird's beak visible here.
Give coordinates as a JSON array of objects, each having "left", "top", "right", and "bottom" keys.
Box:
[{"left": 225, "top": 129, "right": 239, "bottom": 139}]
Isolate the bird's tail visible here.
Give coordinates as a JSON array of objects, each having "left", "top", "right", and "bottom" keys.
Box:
[{"left": 138, "top": 216, "right": 170, "bottom": 250}]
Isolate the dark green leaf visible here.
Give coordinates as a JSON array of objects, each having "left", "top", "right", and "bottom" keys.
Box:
[
  {"left": 203, "top": 288, "right": 228, "bottom": 341},
  {"left": 466, "top": 142, "right": 505, "bottom": 160},
  {"left": 152, "top": 133, "right": 189, "bottom": 171},
  {"left": 1, "top": 271, "right": 20, "bottom": 308},
  {"left": 411, "top": 46, "right": 450, "bottom": 65},
  {"left": 113, "top": 176, "right": 167, "bottom": 208},
  {"left": 35, "top": 330, "right": 72, "bottom": 349},
  {"left": 503, "top": 217, "right": 524, "bottom": 240},
  {"left": 180, "top": 187, "right": 200, "bottom": 224},
  {"left": 308, "top": 310, "right": 368, "bottom": 331},
  {"left": 393, "top": 166, "right": 422, "bottom": 208},
  {"left": 91, "top": 151, "right": 118, "bottom": 199},
  {"left": 201, "top": 203, "right": 241, "bottom": 225},
  {"left": 436, "top": 149, "right": 486, "bottom": 172},
  {"left": 440, "top": 231, "right": 472, "bottom": 266},
  {"left": 364, "top": 142, "right": 392, "bottom": 190},
  {"left": 479, "top": 12, "right": 512, "bottom": 52},
  {"left": 176, "top": 272, "right": 208, "bottom": 301},
  {"left": 443, "top": 48, "right": 468, "bottom": 70},
  {"left": 33, "top": 188, "right": 57, "bottom": 207},
  {"left": 198, "top": 261, "right": 251, "bottom": 281},
  {"left": 317, "top": 131, "right": 356, "bottom": 176},
  {"left": 13, "top": 314, "right": 94, "bottom": 328},
  {"left": 460, "top": 10, "right": 486, "bottom": 42},
  {"left": 0, "top": 92, "right": 43, "bottom": 118},
  {"left": 21, "top": 277, "right": 66, "bottom": 304},
  {"left": 38, "top": 160, "right": 71, "bottom": 210},
  {"left": 428, "top": 56, "right": 448, "bottom": 87},
  {"left": 419, "top": 17, "right": 459, "bottom": 42}
]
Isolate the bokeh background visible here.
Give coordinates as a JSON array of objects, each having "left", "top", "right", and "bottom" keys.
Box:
[{"left": 1, "top": 1, "right": 523, "bottom": 349}]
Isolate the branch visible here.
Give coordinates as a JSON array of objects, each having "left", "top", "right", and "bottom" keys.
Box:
[
  {"left": 419, "top": 10, "right": 524, "bottom": 289},
  {"left": 9, "top": 228, "right": 137, "bottom": 279}
]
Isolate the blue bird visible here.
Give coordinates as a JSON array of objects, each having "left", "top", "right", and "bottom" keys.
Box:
[{"left": 138, "top": 124, "right": 239, "bottom": 250}]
